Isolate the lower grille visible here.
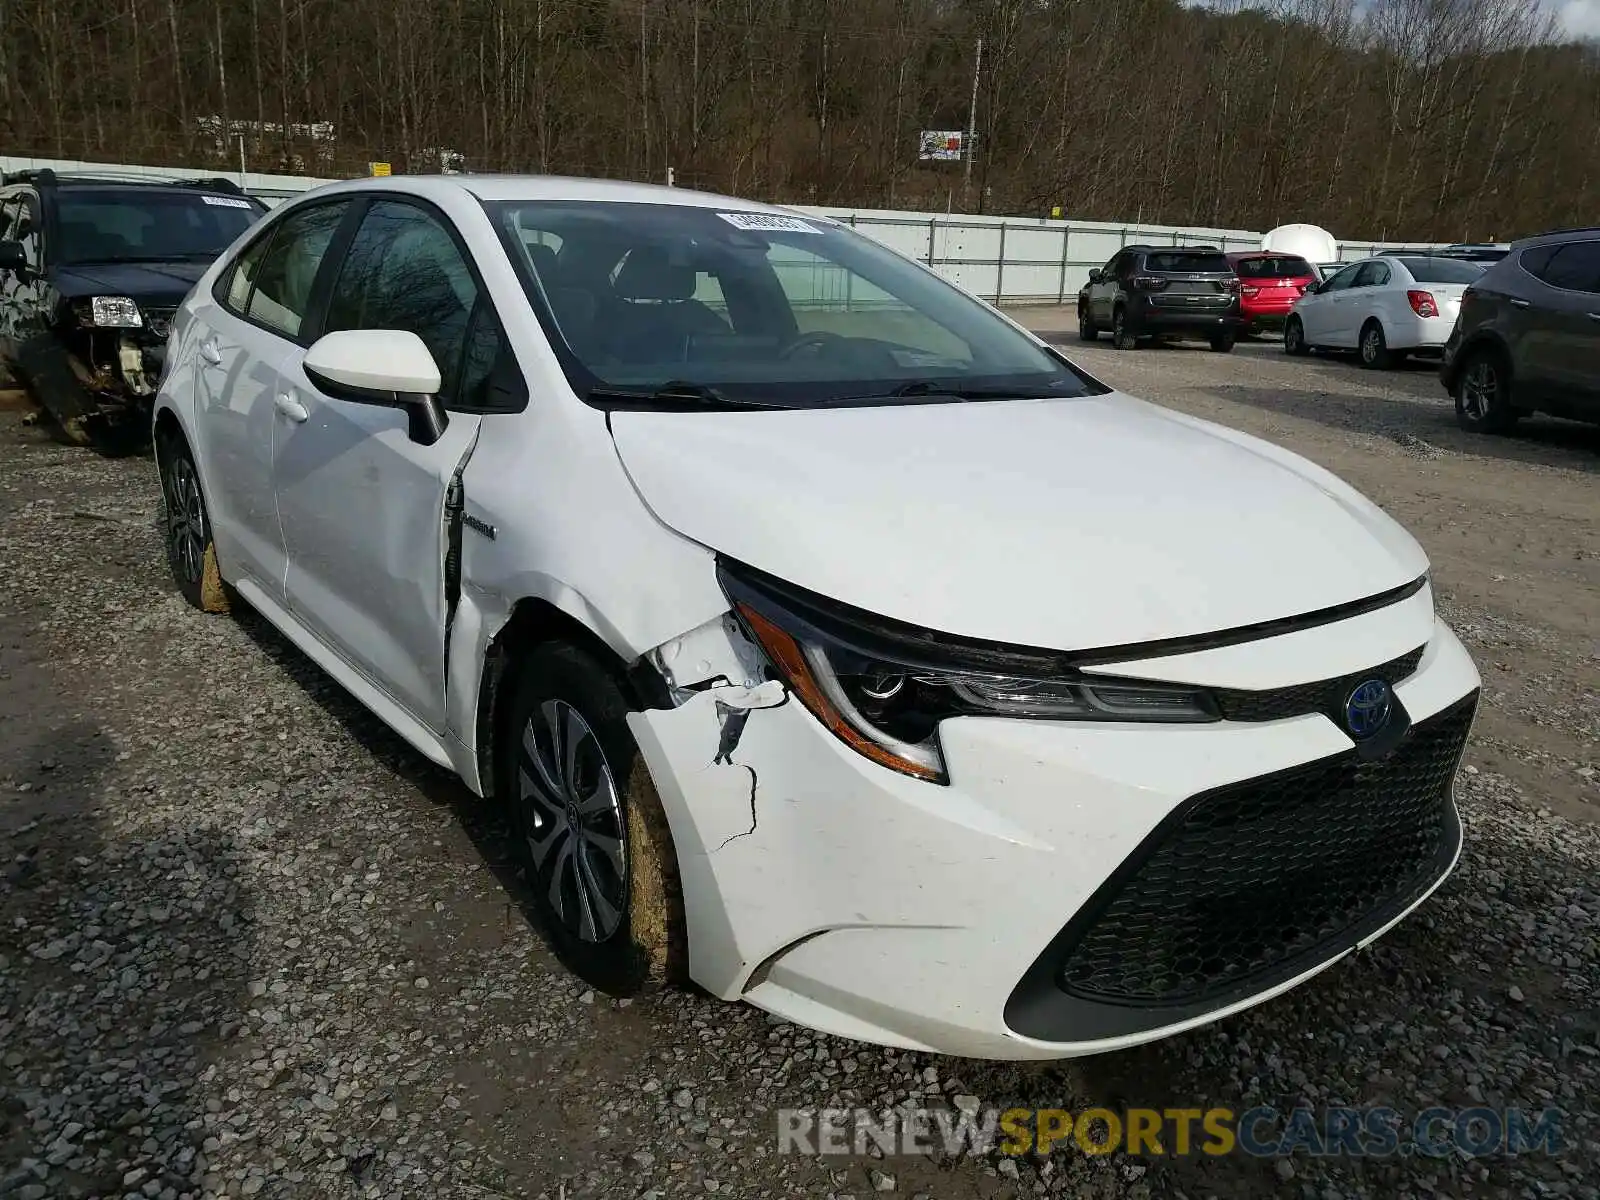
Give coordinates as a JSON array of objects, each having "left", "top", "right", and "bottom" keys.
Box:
[{"left": 1054, "top": 693, "right": 1476, "bottom": 1007}]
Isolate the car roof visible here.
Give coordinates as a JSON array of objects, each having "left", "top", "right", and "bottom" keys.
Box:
[{"left": 287, "top": 172, "right": 813, "bottom": 217}]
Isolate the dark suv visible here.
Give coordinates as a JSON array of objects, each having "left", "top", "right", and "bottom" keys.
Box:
[
  {"left": 1077, "top": 245, "right": 1243, "bottom": 352},
  {"left": 0, "top": 169, "right": 266, "bottom": 450},
  {"left": 1440, "top": 228, "right": 1600, "bottom": 434}
]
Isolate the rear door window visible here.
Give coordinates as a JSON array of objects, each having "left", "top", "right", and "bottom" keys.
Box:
[
  {"left": 1531, "top": 241, "right": 1600, "bottom": 293},
  {"left": 226, "top": 201, "right": 348, "bottom": 339},
  {"left": 1353, "top": 261, "right": 1391, "bottom": 287}
]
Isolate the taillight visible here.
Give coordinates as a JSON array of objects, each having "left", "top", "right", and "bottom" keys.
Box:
[
  {"left": 1221, "top": 277, "right": 1240, "bottom": 292},
  {"left": 1407, "top": 290, "right": 1439, "bottom": 318},
  {"left": 1130, "top": 274, "right": 1167, "bottom": 291}
]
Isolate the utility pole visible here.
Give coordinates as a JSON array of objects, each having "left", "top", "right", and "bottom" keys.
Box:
[{"left": 963, "top": 37, "right": 982, "bottom": 208}]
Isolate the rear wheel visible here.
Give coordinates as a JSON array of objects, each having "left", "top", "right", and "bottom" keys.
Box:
[
  {"left": 1077, "top": 303, "right": 1098, "bottom": 342},
  {"left": 1112, "top": 306, "right": 1138, "bottom": 351},
  {"left": 1284, "top": 316, "right": 1309, "bottom": 357},
  {"left": 1454, "top": 348, "right": 1521, "bottom": 435},
  {"left": 1359, "top": 320, "right": 1393, "bottom": 369},
  {"left": 157, "top": 432, "right": 230, "bottom": 613},
  {"left": 499, "top": 642, "right": 685, "bottom": 995},
  {"left": 1209, "top": 330, "right": 1236, "bottom": 353}
]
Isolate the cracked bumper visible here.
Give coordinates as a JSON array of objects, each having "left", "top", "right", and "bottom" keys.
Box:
[{"left": 627, "top": 615, "right": 1480, "bottom": 1060}]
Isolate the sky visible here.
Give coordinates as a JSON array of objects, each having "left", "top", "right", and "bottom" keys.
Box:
[{"left": 1554, "top": 0, "right": 1600, "bottom": 38}]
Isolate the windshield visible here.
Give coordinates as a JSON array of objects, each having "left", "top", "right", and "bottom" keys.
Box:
[
  {"left": 55, "top": 189, "right": 262, "bottom": 264},
  {"left": 1235, "top": 255, "right": 1313, "bottom": 279},
  {"left": 1398, "top": 257, "right": 1485, "bottom": 284},
  {"left": 488, "top": 200, "right": 1098, "bottom": 407},
  {"left": 1144, "top": 251, "right": 1231, "bottom": 273}
]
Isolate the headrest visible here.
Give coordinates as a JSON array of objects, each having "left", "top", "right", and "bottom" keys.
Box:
[
  {"left": 526, "top": 242, "right": 558, "bottom": 281},
  {"left": 614, "top": 244, "right": 696, "bottom": 302}
]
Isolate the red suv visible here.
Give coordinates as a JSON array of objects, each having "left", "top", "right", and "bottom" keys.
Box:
[{"left": 1227, "top": 252, "right": 1317, "bottom": 334}]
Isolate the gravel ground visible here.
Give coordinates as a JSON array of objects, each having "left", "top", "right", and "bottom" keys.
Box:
[{"left": 1, "top": 331, "right": 1596, "bottom": 1200}]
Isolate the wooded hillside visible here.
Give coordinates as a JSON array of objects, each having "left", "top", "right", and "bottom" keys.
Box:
[{"left": 3, "top": 0, "right": 1595, "bottom": 241}]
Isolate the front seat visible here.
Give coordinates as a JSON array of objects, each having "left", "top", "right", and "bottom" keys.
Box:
[{"left": 605, "top": 245, "right": 729, "bottom": 363}]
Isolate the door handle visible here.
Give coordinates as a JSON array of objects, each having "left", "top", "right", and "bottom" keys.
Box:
[
  {"left": 199, "top": 339, "right": 223, "bottom": 365},
  {"left": 274, "top": 392, "right": 309, "bottom": 422},
  {"left": 1509, "top": 298, "right": 1531, "bottom": 309}
]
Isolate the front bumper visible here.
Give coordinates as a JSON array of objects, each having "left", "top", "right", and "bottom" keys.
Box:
[{"left": 629, "top": 597, "right": 1481, "bottom": 1060}]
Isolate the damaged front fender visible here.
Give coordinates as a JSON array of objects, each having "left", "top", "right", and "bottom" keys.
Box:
[{"left": 14, "top": 325, "right": 161, "bottom": 453}]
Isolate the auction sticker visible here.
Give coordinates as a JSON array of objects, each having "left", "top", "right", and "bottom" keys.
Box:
[
  {"left": 201, "top": 195, "right": 255, "bottom": 209},
  {"left": 717, "top": 211, "right": 821, "bottom": 234}
]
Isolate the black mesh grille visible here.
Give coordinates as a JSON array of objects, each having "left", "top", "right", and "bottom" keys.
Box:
[
  {"left": 1212, "top": 645, "right": 1425, "bottom": 723},
  {"left": 1054, "top": 693, "right": 1475, "bottom": 1007}
]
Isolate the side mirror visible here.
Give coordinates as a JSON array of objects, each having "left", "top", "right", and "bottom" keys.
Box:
[
  {"left": 304, "top": 329, "right": 449, "bottom": 445},
  {"left": 1302, "top": 281, "right": 1320, "bottom": 295},
  {"left": 1087, "top": 269, "right": 1104, "bottom": 284},
  {"left": 0, "top": 240, "right": 28, "bottom": 275}
]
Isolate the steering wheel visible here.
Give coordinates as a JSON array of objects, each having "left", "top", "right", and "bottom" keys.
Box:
[{"left": 779, "top": 330, "right": 849, "bottom": 360}]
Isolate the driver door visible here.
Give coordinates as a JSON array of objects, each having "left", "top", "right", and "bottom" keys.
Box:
[
  {"left": 272, "top": 198, "right": 492, "bottom": 731},
  {"left": 1302, "top": 263, "right": 1360, "bottom": 344},
  {"left": 1091, "top": 253, "right": 1124, "bottom": 323}
]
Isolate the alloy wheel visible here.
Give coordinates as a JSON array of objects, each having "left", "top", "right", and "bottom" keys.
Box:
[
  {"left": 517, "top": 699, "right": 628, "bottom": 942},
  {"left": 1362, "top": 327, "right": 1381, "bottom": 364},
  {"left": 1462, "top": 359, "right": 1496, "bottom": 422},
  {"left": 166, "top": 457, "right": 207, "bottom": 585}
]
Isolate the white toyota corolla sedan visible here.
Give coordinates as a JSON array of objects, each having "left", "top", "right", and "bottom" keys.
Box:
[{"left": 152, "top": 175, "right": 1481, "bottom": 1060}]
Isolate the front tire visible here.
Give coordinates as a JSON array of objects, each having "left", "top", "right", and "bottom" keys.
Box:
[
  {"left": 1112, "top": 307, "right": 1138, "bottom": 351},
  {"left": 157, "top": 432, "right": 230, "bottom": 613},
  {"left": 499, "top": 642, "right": 685, "bottom": 995},
  {"left": 1284, "top": 316, "right": 1309, "bottom": 357},
  {"left": 1077, "top": 303, "right": 1098, "bottom": 342},
  {"left": 1359, "top": 320, "right": 1393, "bottom": 369},
  {"left": 1454, "top": 348, "right": 1521, "bottom": 435}
]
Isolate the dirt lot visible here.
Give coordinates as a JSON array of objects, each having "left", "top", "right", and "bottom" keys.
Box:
[{"left": 0, "top": 328, "right": 1596, "bottom": 1200}]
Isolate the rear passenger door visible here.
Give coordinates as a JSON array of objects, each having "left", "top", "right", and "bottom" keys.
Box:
[
  {"left": 191, "top": 199, "right": 351, "bottom": 597},
  {"left": 1524, "top": 240, "right": 1600, "bottom": 413},
  {"left": 272, "top": 197, "right": 498, "bottom": 731}
]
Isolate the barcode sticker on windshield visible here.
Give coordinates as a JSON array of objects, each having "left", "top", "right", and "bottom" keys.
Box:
[
  {"left": 201, "top": 195, "right": 253, "bottom": 209},
  {"left": 717, "top": 211, "right": 821, "bottom": 234}
]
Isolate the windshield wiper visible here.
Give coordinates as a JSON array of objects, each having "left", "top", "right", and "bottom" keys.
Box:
[
  {"left": 813, "top": 379, "right": 1053, "bottom": 407},
  {"left": 586, "top": 381, "right": 789, "bottom": 412}
]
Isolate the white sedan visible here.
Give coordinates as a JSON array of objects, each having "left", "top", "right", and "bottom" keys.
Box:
[
  {"left": 151, "top": 175, "right": 1480, "bottom": 1060},
  {"left": 1285, "top": 254, "right": 1486, "bottom": 367}
]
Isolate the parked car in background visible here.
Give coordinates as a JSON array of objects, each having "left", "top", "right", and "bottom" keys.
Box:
[
  {"left": 0, "top": 168, "right": 266, "bottom": 452},
  {"left": 1078, "top": 244, "right": 1242, "bottom": 352},
  {"left": 1227, "top": 251, "right": 1317, "bottom": 335},
  {"left": 1440, "top": 228, "right": 1600, "bottom": 433},
  {"left": 1442, "top": 244, "right": 1510, "bottom": 264},
  {"left": 1284, "top": 254, "right": 1486, "bottom": 368},
  {"left": 151, "top": 174, "right": 1480, "bottom": 1059}
]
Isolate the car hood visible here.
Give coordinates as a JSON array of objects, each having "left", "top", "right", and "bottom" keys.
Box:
[
  {"left": 53, "top": 261, "right": 209, "bottom": 305},
  {"left": 608, "top": 394, "right": 1429, "bottom": 651}
]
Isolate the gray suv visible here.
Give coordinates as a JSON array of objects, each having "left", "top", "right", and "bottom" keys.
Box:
[{"left": 1440, "top": 229, "right": 1600, "bottom": 433}]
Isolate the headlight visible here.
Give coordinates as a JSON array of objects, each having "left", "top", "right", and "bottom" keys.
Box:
[
  {"left": 82, "top": 296, "right": 143, "bottom": 328},
  {"left": 721, "top": 563, "right": 1217, "bottom": 783}
]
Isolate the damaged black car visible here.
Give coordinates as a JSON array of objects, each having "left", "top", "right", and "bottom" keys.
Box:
[{"left": 0, "top": 169, "right": 267, "bottom": 452}]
